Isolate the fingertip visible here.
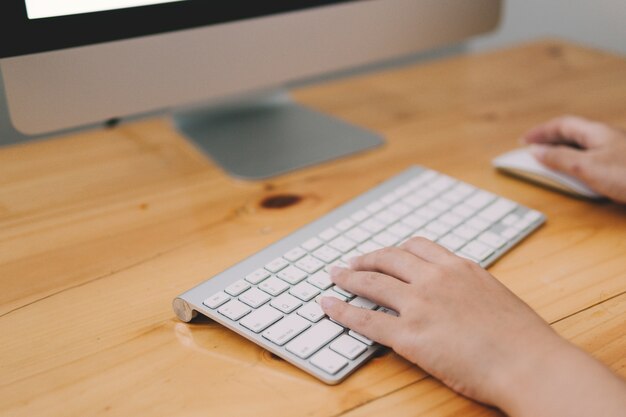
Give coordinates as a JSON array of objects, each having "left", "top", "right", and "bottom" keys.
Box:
[
  {"left": 320, "top": 296, "right": 340, "bottom": 312},
  {"left": 329, "top": 265, "right": 347, "bottom": 278},
  {"left": 529, "top": 144, "right": 548, "bottom": 160},
  {"left": 348, "top": 255, "right": 361, "bottom": 269}
]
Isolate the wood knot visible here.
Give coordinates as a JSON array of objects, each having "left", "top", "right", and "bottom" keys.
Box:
[
  {"left": 547, "top": 46, "right": 563, "bottom": 58},
  {"left": 261, "top": 194, "right": 302, "bottom": 209}
]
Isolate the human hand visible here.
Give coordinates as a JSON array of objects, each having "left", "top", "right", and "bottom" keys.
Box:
[
  {"left": 520, "top": 115, "right": 626, "bottom": 203},
  {"left": 320, "top": 238, "right": 626, "bottom": 417},
  {"left": 320, "top": 238, "right": 563, "bottom": 407}
]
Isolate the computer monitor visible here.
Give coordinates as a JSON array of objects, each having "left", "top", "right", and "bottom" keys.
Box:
[{"left": 0, "top": 0, "right": 501, "bottom": 179}]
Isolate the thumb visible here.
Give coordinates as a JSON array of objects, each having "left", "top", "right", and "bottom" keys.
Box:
[{"left": 529, "top": 144, "right": 589, "bottom": 180}]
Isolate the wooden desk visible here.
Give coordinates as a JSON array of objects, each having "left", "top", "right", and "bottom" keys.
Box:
[{"left": 1, "top": 39, "right": 625, "bottom": 417}]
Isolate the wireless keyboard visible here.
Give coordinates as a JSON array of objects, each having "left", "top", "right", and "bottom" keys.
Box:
[{"left": 173, "top": 165, "right": 545, "bottom": 384}]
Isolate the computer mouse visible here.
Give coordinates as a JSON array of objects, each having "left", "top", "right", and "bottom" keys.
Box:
[{"left": 492, "top": 147, "right": 604, "bottom": 199}]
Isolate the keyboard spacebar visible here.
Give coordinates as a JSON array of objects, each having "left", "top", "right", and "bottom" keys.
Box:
[{"left": 285, "top": 319, "right": 344, "bottom": 359}]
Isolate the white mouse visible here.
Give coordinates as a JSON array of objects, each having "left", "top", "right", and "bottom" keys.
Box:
[{"left": 492, "top": 147, "right": 604, "bottom": 199}]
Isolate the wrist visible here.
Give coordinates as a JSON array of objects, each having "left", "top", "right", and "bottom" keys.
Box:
[
  {"left": 487, "top": 330, "right": 572, "bottom": 416},
  {"left": 491, "top": 333, "right": 626, "bottom": 417}
]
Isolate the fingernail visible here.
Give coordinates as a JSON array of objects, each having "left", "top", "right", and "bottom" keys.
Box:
[
  {"left": 529, "top": 144, "right": 547, "bottom": 159},
  {"left": 320, "top": 296, "right": 338, "bottom": 310}
]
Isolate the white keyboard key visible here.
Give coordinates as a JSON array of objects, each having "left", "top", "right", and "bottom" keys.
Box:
[
  {"left": 357, "top": 240, "right": 383, "bottom": 254},
  {"left": 308, "top": 270, "right": 334, "bottom": 290},
  {"left": 350, "top": 209, "right": 370, "bottom": 223},
  {"left": 440, "top": 189, "right": 466, "bottom": 204},
  {"left": 240, "top": 305, "right": 283, "bottom": 333},
  {"left": 239, "top": 287, "right": 271, "bottom": 308},
  {"left": 381, "top": 192, "right": 399, "bottom": 205},
  {"left": 478, "top": 231, "right": 507, "bottom": 248},
  {"left": 388, "top": 201, "right": 412, "bottom": 216},
  {"left": 341, "top": 249, "right": 361, "bottom": 264},
  {"left": 465, "top": 191, "right": 496, "bottom": 209},
  {"left": 245, "top": 268, "right": 271, "bottom": 284},
  {"left": 290, "top": 281, "right": 320, "bottom": 301},
  {"left": 333, "top": 285, "right": 355, "bottom": 299},
  {"left": 301, "top": 237, "right": 323, "bottom": 251},
  {"left": 295, "top": 255, "right": 325, "bottom": 274},
  {"left": 437, "top": 233, "right": 467, "bottom": 251},
  {"left": 461, "top": 240, "right": 495, "bottom": 262},
  {"left": 330, "top": 335, "right": 368, "bottom": 360},
  {"left": 297, "top": 301, "right": 326, "bottom": 322},
  {"left": 283, "top": 247, "right": 307, "bottom": 262},
  {"left": 373, "top": 231, "right": 400, "bottom": 247},
  {"left": 349, "top": 296, "right": 377, "bottom": 310},
  {"left": 263, "top": 315, "right": 311, "bottom": 346},
  {"left": 310, "top": 348, "right": 349, "bottom": 375},
  {"left": 515, "top": 210, "right": 543, "bottom": 230},
  {"left": 393, "top": 184, "right": 412, "bottom": 198},
  {"left": 452, "top": 203, "right": 478, "bottom": 219},
  {"left": 265, "top": 257, "right": 290, "bottom": 273},
  {"left": 501, "top": 226, "right": 520, "bottom": 239},
  {"left": 313, "top": 245, "right": 341, "bottom": 263},
  {"left": 218, "top": 299, "right": 251, "bottom": 321},
  {"left": 501, "top": 213, "right": 520, "bottom": 226},
  {"left": 324, "top": 260, "right": 348, "bottom": 273},
  {"left": 345, "top": 226, "right": 372, "bottom": 243},
  {"left": 277, "top": 265, "right": 308, "bottom": 284},
  {"left": 466, "top": 217, "right": 491, "bottom": 232},
  {"left": 317, "top": 289, "right": 348, "bottom": 303},
  {"left": 349, "top": 330, "right": 375, "bottom": 346},
  {"left": 438, "top": 212, "right": 464, "bottom": 228},
  {"left": 451, "top": 182, "right": 476, "bottom": 197},
  {"left": 453, "top": 224, "right": 481, "bottom": 240},
  {"left": 270, "top": 293, "right": 302, "bottom": 313},
  {"left": 225, "top": 280, "right": 251, "bottom": 296},
  {"left": 414, "top": 206, "right": 439, "bottom": 221},
  {"left": 319, "top": 227, "right": 340, "bottom": 241},
  {"left": 365, "top": 200, "right": 384, "bottom": 214},
  {"left": 402, "top": 194, "right": 428, "bottom": 208},
  {"left": 428, "top": 199, "right": 452, "bottom": 213},
  {"left": 374, "top": 209, "right": 400, "bottom": 226},
  {"left": 259, "top": 276, "right": 290, "bottom": 296},
  {"left": 285, "top": 319, "right": 344, "bottom": 359},
  {"left": 478, "top": 199, "right": 517, "bottom": 222},
  {"left": 428, "top": 175, "right": 455, "bottom": 191},
  {"left": 329, "top": 236, "right": 357, "bottom": 253},
  {"left": 387, "top": 222, "right": 413, "bottom": 239},
  {"left": 361, "top": 218, "right": 386, "bottom": 234},
  {"left": 425, "top": 221, "right": 452, "bottom": 238},
  {"left": 401, "top": 214, "right": 429, "bottom": 229},
  {"left": 203, "top": 291, "right": 230, "bottom": 309},
  {"left": 335, "top": 218, "right": 355, "bottom": 231},
  {"left": 525, "top": 210, "right": 543, "bottom": 222},
  {"left": 416, "top": 187, "right": 438, "bottom": 200}
]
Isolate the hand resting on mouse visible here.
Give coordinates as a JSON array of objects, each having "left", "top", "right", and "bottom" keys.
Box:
[{"left": 520, "top": 115, "right": 626, "bottom": 204}]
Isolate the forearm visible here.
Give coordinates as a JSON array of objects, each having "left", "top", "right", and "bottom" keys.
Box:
[{"left": 495, "top": 339, "right": 626, "bottom": 417}]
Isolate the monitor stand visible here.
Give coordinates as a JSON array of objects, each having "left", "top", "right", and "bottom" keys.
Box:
[{"left": 173, "top": 90, "right": 383, "bottom": 180}]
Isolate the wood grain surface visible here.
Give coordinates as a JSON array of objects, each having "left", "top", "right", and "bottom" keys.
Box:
[{"left": 1, "top": 38, "right": 625, "bottom": 417}]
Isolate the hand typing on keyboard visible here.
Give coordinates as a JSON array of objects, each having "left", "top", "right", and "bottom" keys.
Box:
[{"left": 320, "top": 237, "right": 626, "bottom": 417}]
